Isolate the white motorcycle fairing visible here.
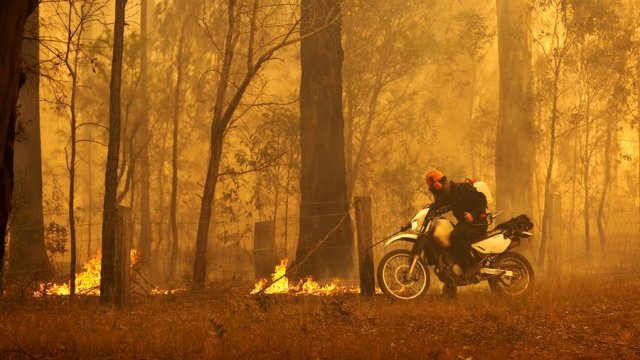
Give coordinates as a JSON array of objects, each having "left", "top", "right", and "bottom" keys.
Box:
[
  {"left": 471, "top": 233, "right": 511, "bottom": 254},
  {"left": 383, "top": 207, "right": 430, "bottom": 247}
]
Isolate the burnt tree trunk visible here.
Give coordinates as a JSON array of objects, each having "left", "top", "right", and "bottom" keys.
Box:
[
  {"left": 192, "top": 0, "right": 238, "bottom": 289},
  {"left": 347, "top": 76, "right": 382, "bottom": 200},
  {"left": 68, "top": 53, "right": 79, "bottom": 298},
  {"left": 583, "top": 90, "right": 592, "bottom": 262},
  {"left": 0, "top": 0, "right": 38, "bottom": 292},
  {"left": 495, "top": 0, "right": 534, "bottom": 218},
  {"left": 100, "top": 0, "right": 126, "bottom": 303},
  {"left": 66, "top": 13, "right": 87, "bottom": 297},
  {"left": 9, "top": 9, "right": 52, "bottom": 282},
  {"left": 637, "top": 58, "right": 640, "bottom": 234},
  {"left": 137, "top": 0, "right": 152, "bottom": 269},
  {"left": 596, "top": 117, "right": 614, "bottom": 256},
  {"left": 86, "top": 137, "right": 94, "bottom": 262},
  {"left": 297, "top": 0, "right": 354, "bottom": 279},
  {"left": 538, "top": 65, "right": 561, "bottom": 268},
  {"left": 192, "top": 0, "right": 288, "bottom": 287},
  {"left": 168, "top": 22, "right": 187, "bottom": 281}
]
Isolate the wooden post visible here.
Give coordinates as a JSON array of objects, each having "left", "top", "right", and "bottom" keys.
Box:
[
  {"left": 355, "top": 196, "right": 375, "bottom": 296},
  {"left": 253, "top": 221, "right": 277, "bottom": 279},
  {"left": 114, "top": 206, "right": 131, "bottom": 307}
]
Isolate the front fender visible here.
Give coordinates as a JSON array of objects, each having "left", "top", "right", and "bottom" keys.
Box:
[{"left": 384, "top": 233, "right": 418, "bottom": 247}]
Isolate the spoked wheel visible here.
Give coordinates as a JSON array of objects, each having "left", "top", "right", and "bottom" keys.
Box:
[
  {"left": 377, "top": 249, "right": 430, "bottom": 300},
  {"left": 488, "top": 251, "right": 534, "bottom": 297}
]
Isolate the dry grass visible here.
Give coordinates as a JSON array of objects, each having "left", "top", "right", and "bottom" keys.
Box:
[{"left": 1, "top": 274, "right": 639, "bottom": 359}]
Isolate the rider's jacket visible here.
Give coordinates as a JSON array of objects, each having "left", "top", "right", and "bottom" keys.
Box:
[{"left": 431, "top": 181, "right": 488, "bottom": 225}]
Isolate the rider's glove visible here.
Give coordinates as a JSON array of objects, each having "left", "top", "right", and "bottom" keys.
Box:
[{"left": 464, "top": 212, "right": 474, "bottom": 222}]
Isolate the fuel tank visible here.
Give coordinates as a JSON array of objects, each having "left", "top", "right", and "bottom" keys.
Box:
[{"left": 432, "top": 218, "right": 454, "bottom": 248}]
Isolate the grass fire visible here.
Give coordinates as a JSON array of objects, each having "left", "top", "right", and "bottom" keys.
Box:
[
  {"left": 1, "top": 0, "right": 640, "bottom": 358},
  {"left": 250, "top": 258, "right": 360, "bottom": 296}
]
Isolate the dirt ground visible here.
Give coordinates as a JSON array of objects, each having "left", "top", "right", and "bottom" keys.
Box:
[{"left": 1, "top": 273, "right": 639, "bottom": 359}]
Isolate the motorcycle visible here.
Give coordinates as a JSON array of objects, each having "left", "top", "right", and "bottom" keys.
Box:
[{"left": 376, "top": 204, "right": 535, "bottom": 300}]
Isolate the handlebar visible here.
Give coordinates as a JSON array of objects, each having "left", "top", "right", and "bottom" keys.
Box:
[{"left": 429, "top": 206, "right": 451, "bottom": 217}]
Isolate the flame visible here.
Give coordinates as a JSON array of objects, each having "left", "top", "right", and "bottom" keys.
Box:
[
  {"left": 130, "top": 249, "right": 140, "bottom": 267},
  {"left": 149, "top": 287, "right": 187, "bottom": 295},
  {"left": 250, "top": 258, "right": 360, "bottom": 296},
  {"left": 251, "top": 258, "right": 290, "bottom": 294},
  {"left": 34, "top": 249, "right": 174, "bottom": 297}
]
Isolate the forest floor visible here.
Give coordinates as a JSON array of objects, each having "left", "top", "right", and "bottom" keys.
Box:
[{"left": 0, "top": 273, "right": 639, "bottom": 359}]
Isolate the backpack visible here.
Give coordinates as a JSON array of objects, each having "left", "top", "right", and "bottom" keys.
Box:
[{"left": 465, "top": 178, "right": 494, "bottom": 208}]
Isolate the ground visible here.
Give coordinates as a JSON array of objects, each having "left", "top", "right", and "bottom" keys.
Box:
[{"left": 1, "top": 274, "right": 639, "bottom": 359}]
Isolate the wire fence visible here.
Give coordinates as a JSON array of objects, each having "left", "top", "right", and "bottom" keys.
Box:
[{"left": 5, "top": 196, "right": 640, "bottom": 286}]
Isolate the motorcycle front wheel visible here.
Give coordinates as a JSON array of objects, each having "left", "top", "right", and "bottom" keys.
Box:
[
  {"left": 488, "top": 251, "right": 534, "bottom": 297},
  {"left": 377, "top": 249, "right": 430, "bottom": 300}
]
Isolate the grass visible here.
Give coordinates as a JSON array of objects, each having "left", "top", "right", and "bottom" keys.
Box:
[{"left": 0, "top": 274, "right": 639, "bottom": 359}]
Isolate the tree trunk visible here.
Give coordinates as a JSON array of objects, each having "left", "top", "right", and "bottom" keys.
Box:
[
  {"left": 193, "top": 0, "right": 281, "bottom": 287},
  {"left": 584, "top": 166, "right": 591, "bottom": 262},
  {"left": 137, "top": 0, "right": 153, "bottom": 269},
  {"left": 283, "top": 163, "right": 291, "bottom": 257},
  {"left": 273, "top": 163, "right": 281, "bottom": 229},
  {"left": 68, "top": 67, "right": 78, "bottom": 297},
  {"left": 86, "top": 139, "right": 93, "bottom": 262},
  {"left": 67, "top": 16, "right": 87, "bottom": 297},
  {"left": 636, "top": 58, "right": 640, "bottom": 238},
  {"left": 9, "top": 9, "right": 52, "bottom": 282},
  {"left": 169, "top": 23, "right": 186, "bottom": 281},
  {"left": 596, "top": 118, "right": 614, "bottom": 256},
  {"left": 193, "top": 134, "right": 224, "bottom": 288},
  {"left": 583, "top": 93, "right": 591, "bottom": 262},
  {"left": 495, "top": 0, "right": 534, "bottom": 218},
  {"left": 192, "top": 0, "right": 238, "bottom": 288},
  {"left": 568, "top": 112, "right": 579, "bottom": 262},
  {"left": 343, "top": 78, "right": 355, "bottom": 199},
  {"left": 100, "top": 0, "right": 126, "bottom": 303},
  {"left": 538, "top": 66, "right": 561, "bottom": 268},
  {"left": 155, "top": 120, "right": 168, "bottom": 276},
  {"left": 0, "top": 0, "right": 38, "bottom": 292},
  {"left": 347, "top": 76, "right": 383, "bottom": 200},
  {"left": 297, "top": 0, "right": 354, "bottom": 279}
]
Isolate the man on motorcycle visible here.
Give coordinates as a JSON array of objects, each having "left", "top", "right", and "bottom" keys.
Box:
[{"left": 425, "top": 170, "right": 488, "bottom": 273}]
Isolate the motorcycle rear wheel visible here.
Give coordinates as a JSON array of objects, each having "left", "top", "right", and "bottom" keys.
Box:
[
  {"left": 488, "top": 251, "right": 534, "bottom": 297},
  {"left": 377, "top": 249, "right": 430, "bottom": 300}
]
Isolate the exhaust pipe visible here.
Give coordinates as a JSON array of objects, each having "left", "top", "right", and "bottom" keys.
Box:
[{"left": 479, "top": 268, "right": 514, "bottom": 277}]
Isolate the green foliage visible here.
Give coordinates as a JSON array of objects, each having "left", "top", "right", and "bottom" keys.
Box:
[
  {"left": 44, "top": 222, "right": 68, "bottom": 258},
  {"left": 234, "top": 108, "right": 300, "bottom": 221}
]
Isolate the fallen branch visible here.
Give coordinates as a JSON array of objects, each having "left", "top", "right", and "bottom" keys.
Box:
[
  {"left": 131, "top": 278, "right": 151, "bottom": 296},
  {"left": 132, "top": 267, "right": 156, "bottom": 293}
]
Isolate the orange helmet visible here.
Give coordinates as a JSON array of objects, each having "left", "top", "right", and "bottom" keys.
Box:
[{"left": 425, "top": 170, "right": 446, "bottom": 191}]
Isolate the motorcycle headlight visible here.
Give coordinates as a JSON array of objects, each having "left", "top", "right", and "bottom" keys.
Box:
[{"left": 411, "top": 220, "right": 418, "bottom": 230}]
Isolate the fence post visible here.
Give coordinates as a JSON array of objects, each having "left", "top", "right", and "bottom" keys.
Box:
[
  {"left": 355, "top": 196, "right": 375, "bottom": 296},
  {"left": 114, "top": 206, "right": 131, "bottom": 307},
  {"left": 254, "top": 221, "right": 277, "bottom": 279}
]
